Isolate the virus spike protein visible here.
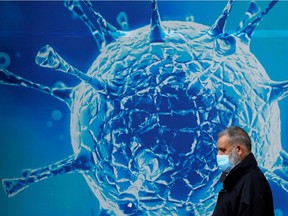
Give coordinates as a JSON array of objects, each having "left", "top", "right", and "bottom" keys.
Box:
[
  {"left": 209, "top": 0, "right": 234, "bottom": 36},
  {"left": 0, "top": 68, "right": 72, "bottom": 105},
  {"left": 237, "top": 0, "right": 279, "bottom": 42},
  {"left": 35, "top": 45, "right": 107, "bottom": 94},
  {"left": 82, "top": 0, "right": 124, "bottom": 45},
  {"left": 236, "top": 0, "right": 260, "bottom": 32},
  {"left": 270, "top": 80, "right": 288, "bottom": 102},
  {"left": 64, "top": 0, "right": 104, "bottom": 49},
  {"left": 2, "top": 149, "right": 95, "bottom": 198},
  {"left": 150, "top": 0, "right": 165, "bottom": 43}
]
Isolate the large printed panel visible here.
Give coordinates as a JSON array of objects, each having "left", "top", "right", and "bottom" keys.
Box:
[{"left": 0, "top": 1, "right": 287, "bottom": 215}]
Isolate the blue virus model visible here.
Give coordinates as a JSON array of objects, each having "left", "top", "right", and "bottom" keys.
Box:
[{"left": 1, "top": 0, "right": 288, "bottom": 215}]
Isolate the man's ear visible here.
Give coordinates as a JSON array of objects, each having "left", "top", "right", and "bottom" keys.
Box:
[
  {"left": 237, "top": 144, "right": 248, "bottom": 159},
  {"left": 236, "top": 145, "right": 242, "bottom": 154}
]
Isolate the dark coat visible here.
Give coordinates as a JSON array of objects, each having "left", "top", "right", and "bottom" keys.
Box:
[{"left": 212, "top": 153, "right": 274, "bottom": 216}]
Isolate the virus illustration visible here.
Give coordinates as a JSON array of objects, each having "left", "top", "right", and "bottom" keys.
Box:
[{"left": 1, "top": 0, "right": 288, "bottom": 215}]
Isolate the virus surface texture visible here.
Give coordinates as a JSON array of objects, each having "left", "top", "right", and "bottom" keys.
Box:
[{"left": 1, "top": 0, "right": 288, "bottom": 215}]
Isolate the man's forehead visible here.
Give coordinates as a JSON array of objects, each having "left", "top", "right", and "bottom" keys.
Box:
[{"left": 217, "top": 135, "right": 230, "bottom": 147}]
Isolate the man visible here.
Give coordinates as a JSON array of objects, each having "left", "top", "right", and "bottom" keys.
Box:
[{"left": 212, "top": 126, "right": 274, "bottom": 216}]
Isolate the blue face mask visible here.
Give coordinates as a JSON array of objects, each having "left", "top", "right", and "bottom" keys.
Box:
[
  {"left": 216, "top": 154, "right": 233, "bottom": 172},
  {"left": 216, "top": 147, "right": 240, "bottom": 172}
]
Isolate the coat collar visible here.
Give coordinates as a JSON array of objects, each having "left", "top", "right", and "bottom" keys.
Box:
[{"left": 222, "top": 153, "right": 258, "bottom": 190}]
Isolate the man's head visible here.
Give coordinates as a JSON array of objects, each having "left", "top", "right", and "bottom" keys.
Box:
[{"left": 216, "top": 126, "right": 251, "bottom": 172}]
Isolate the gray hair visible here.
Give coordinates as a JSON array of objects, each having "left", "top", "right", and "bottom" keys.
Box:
[{"left": 218, "top": 126, "right": 251, "bottom": 152}]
